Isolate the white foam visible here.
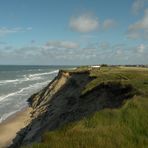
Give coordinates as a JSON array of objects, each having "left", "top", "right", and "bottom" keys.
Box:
[
  {"left": 0, "top": 92, "right": 19, "bottom": 102},
  {"left": 0, "top": 110, "right": 18, "bottom": 123},
  {"left": 28, "top": 70, "right": 59, "bottom": 78},
  {"left": 0, "top": 77, "right": 42, "bottom": 85},
  {"left": 0, "top": 80, "right": 51, "bottom": 102},
  {"left": 0, "top": 104, "right": 28, "bottom": 123},
  {"left": 22, "top": 75, "right": 42, "bottom": 82},
  {"left": 0, "top": 70, "right": 58, "bottom": 85},
  {"left": 0, "top": 79, "right": 19, "bottom": 84}
]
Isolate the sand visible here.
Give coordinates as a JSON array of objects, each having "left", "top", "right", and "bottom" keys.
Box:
[{"left": 0, "top": 107, "right": 32, "bottom": 148}]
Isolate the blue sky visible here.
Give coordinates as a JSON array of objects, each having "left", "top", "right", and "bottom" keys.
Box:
[{"left": 0, "top": 0, "right": 148, "bottom": 65}]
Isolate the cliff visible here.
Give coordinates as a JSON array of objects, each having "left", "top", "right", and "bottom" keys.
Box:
[
  {"left": 9, "top": 67, "right": 148, "bottom": 148},
  {"left": 10, "top": 70, "right": 93, "bottom": 147}
]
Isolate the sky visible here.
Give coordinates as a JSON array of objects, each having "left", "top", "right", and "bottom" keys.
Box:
[{"left": 0, "top": 0, "right": 148, "bottom": 65}]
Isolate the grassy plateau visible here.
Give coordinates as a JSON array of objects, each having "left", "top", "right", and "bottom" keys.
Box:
[{"left": 24, "top": 66, "right": 148, "bottom": 148}]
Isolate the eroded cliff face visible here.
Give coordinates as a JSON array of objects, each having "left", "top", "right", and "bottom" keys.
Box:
[
  {"left": 10, "top": 70, "right": 136, "bottom": 148},
  {"left": 10, "top": 70, "right": 93, "bottom": 147}
]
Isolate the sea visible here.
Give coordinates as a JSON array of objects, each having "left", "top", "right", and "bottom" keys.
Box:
[{"left": 0, "top": 65, "right": 74, "bottom": 123}]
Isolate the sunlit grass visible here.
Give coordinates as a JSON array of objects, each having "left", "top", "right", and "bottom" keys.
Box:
[{"left": 25, "top": 97, "right": 148, "bottom": 148}]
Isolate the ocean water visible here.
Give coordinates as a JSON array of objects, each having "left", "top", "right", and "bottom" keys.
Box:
[{"left": 0, "top": 65, "right": 74, "bottom": 123}]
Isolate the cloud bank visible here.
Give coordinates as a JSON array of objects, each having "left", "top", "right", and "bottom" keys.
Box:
[{"left": 0, "top": 40, "right": 147, "bottom": 65}]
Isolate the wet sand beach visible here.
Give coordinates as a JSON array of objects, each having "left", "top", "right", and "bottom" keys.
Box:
[{"left": 0, "top": 107, "right": 32, "bottom": 148}]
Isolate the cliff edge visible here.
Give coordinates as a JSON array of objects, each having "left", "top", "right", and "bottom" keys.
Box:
[{"left": 10, "top": 67, "right": 144, "bottom": 148}]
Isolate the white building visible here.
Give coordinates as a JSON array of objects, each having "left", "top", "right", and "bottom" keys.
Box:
[{"left": 91, "top": 65, "right": 101, "bottom": 68}]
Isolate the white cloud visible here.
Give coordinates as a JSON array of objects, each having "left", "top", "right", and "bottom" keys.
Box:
[
  {"left": 45, "top": 41, "right": 79, "bottom": 49},
  {"left": 132, "top": 0, "right": 147, "bottom": 14},
  {"left": 102, "top": 19, "right": 117, "bottom": 30},
  {"left": 69, "top": 13, "right": 99, "bottom": 33},
  {"left": 127, "top": 9, "right": 148, "bottom": 39},
  {"left": 0, "top": 27, "right": 32, "bottom": 36},
  {"left": 136, "top": 44, "right": 145, "bottom": 53}
]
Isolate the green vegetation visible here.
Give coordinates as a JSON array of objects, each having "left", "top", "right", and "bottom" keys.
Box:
[
  {"left": 100, "top": 64, "right": 108, "bottom": 67},
  {"left": 25, "top": 66, "right": 148, "bottom": 148}
]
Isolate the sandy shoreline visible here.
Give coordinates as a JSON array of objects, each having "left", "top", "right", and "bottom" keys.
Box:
[{"left": 0, "top": 106, "right": 32, "bottom": 148}]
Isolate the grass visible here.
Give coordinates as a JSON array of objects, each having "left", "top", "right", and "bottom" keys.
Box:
[{"left": 24, "top": 66, "right": 148, "bottom": 148}]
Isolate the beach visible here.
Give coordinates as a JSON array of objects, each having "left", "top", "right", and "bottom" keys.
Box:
[
  {"left": 0, "top": 65, "right": 73, "bottom": 147},
  {"left": 0, "top": 107, "right": 32, "bottom": 148}
]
